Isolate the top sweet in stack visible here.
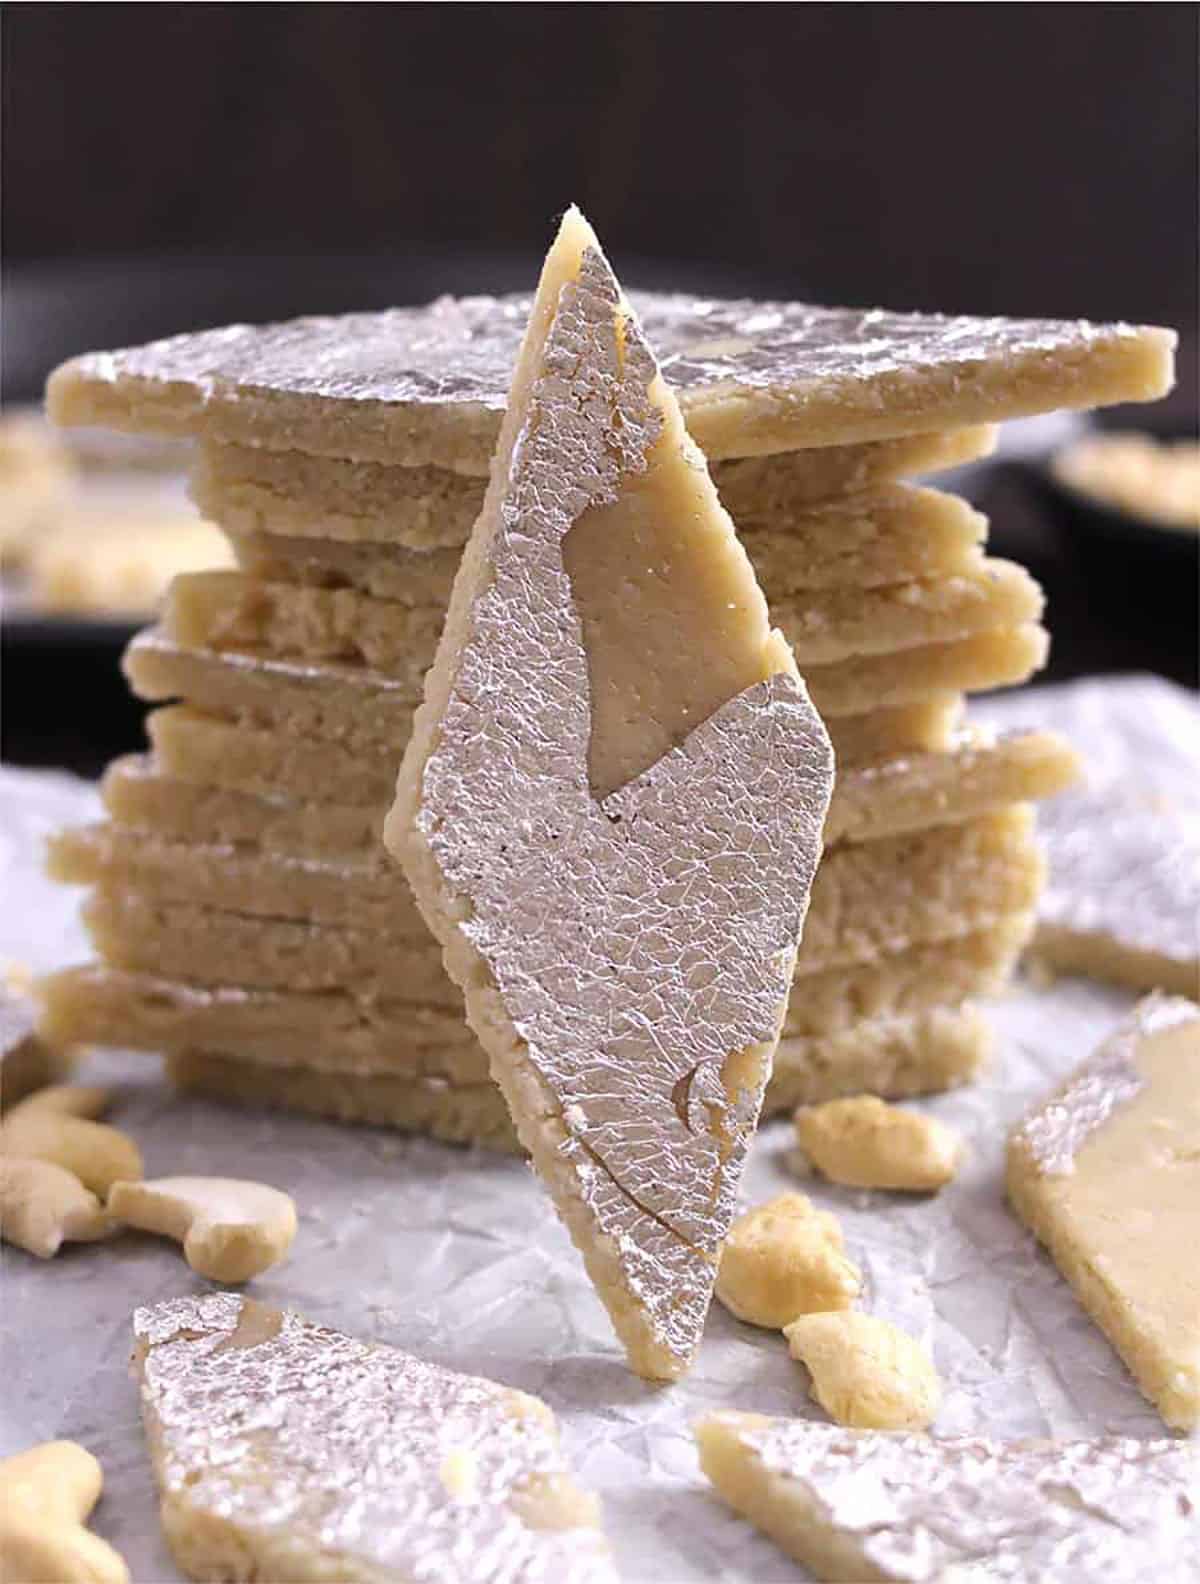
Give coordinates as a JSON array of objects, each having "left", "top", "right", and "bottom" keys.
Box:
[{"left": 40, "top": 293, "right": 1173, "bottom": 1147}]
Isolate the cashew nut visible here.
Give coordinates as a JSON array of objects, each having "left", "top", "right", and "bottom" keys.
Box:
[
  {"left": 715, "top": 1192, "right": 861, "bottom": 1329},
  {"left": 0, "top": 1156, "right": 114, "bottom": 1258},
  {"left": 107, "top": 1176, "right": 297, "bottom": 1281},
  {"left": 7, "top": 1083, "right": 114, "bottom": 1120},
  {"left": 794, "top": 1095, "right": 963, "bottom": 1192},
  {"left": 0, "top": 1440, "right": 130, "bottom": 1584},
  {"left": 783, "top": 1310, "right": 942, "bottom": 1430},
  {"left": 0, "top": 1109, "right": 142, "bottom": 1197}
]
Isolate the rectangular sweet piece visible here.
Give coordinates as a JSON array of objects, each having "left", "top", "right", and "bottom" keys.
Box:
[
  {"left": 48, "top": 290, "right": 1173, "bottom": 470},
  {"left": 1032, "top": 788, "right": 1200, "bottom": 997},
  {"left": 825, "top": 698, "right": 962, "bottom": 766},
  {"left": 695, "top": 1412, "right": 1197, "bottom": 1584},
  {"left": 769, "top": 1004, "right": 991, "bottom": 1114},
  {"left": 133, "top": 1294, "right": 614, "bottom": 1583},
  {"left": 821, "top": 727, "right": 1079, "bottom": 845},
  {"left": 163, "top": 570, "right": 444, "bottom": 677},
  {"left": 38, "top": 964, "right": 487, "bottom": 1081},
  {"left": 47, "top": 824, "right": 424, "bottom": 935},
  {"left": 166, "top": 1051, "right": 522, "bottom": 1150},
  {"left": 125, "top": 630, "right": 966, "bottom": 765},
  {"left": 777, "top": 558, "right": 1043, "bottom": 666},
  {"left": 147, "top": 704, "right": 399, "bottom": 806},
  {"left": 49, "top": 807, "right": 1042, "bottom": 973},
  {"left": 108, "top": 724, "right": 1076, "bottom": 857},
  {"left": 164, "top": 562, "right": 1040, "bottom": 678},
  {"left": 806, "top": 625, "right": 1048, "bottom": 716},
  {"left": 124, "top": 628, "right": 420, "bottom": 748},
  {"left": 231, "top": 530, "right": 461, "bottom": 605},
  {"left": 740, "top": 486, "right": 988, "bottom": 591},
  {"left": 191, "top": 429, "right": 998, "bottom": 548},
  {"left": 165, "top": 1004, "right": 989, "bottom": 1143},
  {"left": 102, "top": 755, "right": 384, "bottom": 856},
  {"left": 83, "top": 886, "right": 1025, "bottom": 1033},
  {"left": 227, "top": 481, "right": 989, "bottom": 601},
  {"left": 1006, "top": 995, "right": 1200, "bottom": 1429}
]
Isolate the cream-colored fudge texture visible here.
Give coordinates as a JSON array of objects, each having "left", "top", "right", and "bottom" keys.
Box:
[
  {"left": 123, "top": 631, "right": 970, "bottom": 767},
  {"left": 49, "top": 807, "right": 1042, "bottom": 974},
  {"left": 1006, "top": 996, "right": 1200, "bottom": 1430},
  {"left": 191, "top": 429, "right": 998, "bottom": 550},
  {"left": 224, "top": 482, "right": 989, "bottom": 602},
  {"left": 110, "top": 719, "right": 1076, "bottom": 853}
]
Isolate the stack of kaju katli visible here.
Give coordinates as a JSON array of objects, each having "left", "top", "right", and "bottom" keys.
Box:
[{"left": 39, "top": 291, "right": 1174, "bottom": 1146}]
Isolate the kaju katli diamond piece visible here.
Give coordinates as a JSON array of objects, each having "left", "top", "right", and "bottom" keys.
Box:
[{"left": 386, "top": 207, "right": 833, "bottom": 1381}]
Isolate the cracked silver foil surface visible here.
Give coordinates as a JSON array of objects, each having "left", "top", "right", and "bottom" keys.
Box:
[
  {"left": 55, "top": 290, "right": 1164, "bottom": 463},
  {"left": 412, "top": 241, "right": 832, "bottom": 1375},
  {"left": 1009, "top": 993, "right": 1200, "bottom": 1176},
  {"left": 133, "top": 1293, "right": 614, "bottom": 1584},
  {"left": 716, "top": 1415, "right": 1199, "bottom": 1583},
  {"left": 2, "top": 727, "right": 1196, "bottom": 1584}
]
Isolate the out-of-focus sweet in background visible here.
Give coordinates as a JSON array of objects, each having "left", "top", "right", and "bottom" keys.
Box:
[{"left": 0, "top": 412, "right": 230, "bottom": 617}]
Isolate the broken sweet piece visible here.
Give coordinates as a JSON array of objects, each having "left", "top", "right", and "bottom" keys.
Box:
[
  {"left": 1033, "top": 786, "right": 1200, "bottom": 996},
  {"left": 714, "top": 1193, "right": 861, "bottom": 1328},
  {"left": 134, "top": 1292, "right": 613, "bottom": 1584},
  {"left": 695, "top": 1412, "right": 1199, "bottom": 1584},
  {"left": 783, "top": 1311, "right": 941, "bottom": 1430},
  {"left": 794, "top": 1095, "right": 962, "bottom": 1191},
  {"left": 386, "top": 208, "right": 834, "bottom": 1381},
  {"left": 1006, "top": 994, "right": 1200, "bottom": 1429}
]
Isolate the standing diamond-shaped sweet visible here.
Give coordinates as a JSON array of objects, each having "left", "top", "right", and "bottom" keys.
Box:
[{"left": 386, "top": 208, "right": 834, "bottom": 1380}]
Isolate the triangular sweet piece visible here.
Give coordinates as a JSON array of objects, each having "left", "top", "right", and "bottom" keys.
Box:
[
  {"left": 386, "top": 207, "right": 834, "bottom": 1380},
  {"left": 696, "top": 1412, "right": 1198, "bottom": 1583},
  {"left": 1007, "top": 993, "right": 1200, "bottom": 1428},
  {"left": 133, "top": 1294, "right": 614, "bottom": 1584}
]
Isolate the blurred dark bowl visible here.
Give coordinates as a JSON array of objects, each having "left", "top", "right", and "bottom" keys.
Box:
[{"left": 1029, "top": 426, "right": 1199, "bottom": 580}]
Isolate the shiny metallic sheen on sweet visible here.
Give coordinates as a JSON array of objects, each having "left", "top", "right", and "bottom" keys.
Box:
[
  {"left": 1037, "top": 788, "right": 1200, "bottom": 968},
  {"left": 413, "top": 241, "right": 833, "bottom": 1375},
  {"left": 731, "top": 1415, "right": 1199, "bottom": 1583},
  {"left": 133, "top": 1293, "right": 614, "bottom": 1584},
  {"left": 1012, "top": 994, "right": 1200, "bottom": 1176},
  {"left": 69, "top": 289, "right": 1155, "bottom": 416}
]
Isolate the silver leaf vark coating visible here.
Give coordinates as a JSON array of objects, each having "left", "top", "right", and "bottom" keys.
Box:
[
  {"left": 133, "top": 1293, "right": 614, "bottom": 1584},
  {"left": 58, "top": 290, "right": 1165, "bottom": 452},
  {"left": 1011, "top": 993, "right": 1200, "bottom": 1176},
  {"left": 416, "top": 245, "right": 832, "bottom": 1374},
  {"left": 724, "top": 1414, "right": 1199, "bottom": 1584},
  {"left": 1037, "top": 788, "right": 1200, "bottom": 970}
]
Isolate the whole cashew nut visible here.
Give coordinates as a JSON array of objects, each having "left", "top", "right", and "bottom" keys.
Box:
[
  {"left": 108, "top": 1176, "right": 297, "bottom": 1282},
  {"left": 0, "top": 1109, "right": 142, "bottom": 1198},
  {"left": 0, "top": 1156, "right": 114, "bottom": 1258},
  {"left": 0, "top": 1440, "right": 130, "bottom": 1584}
]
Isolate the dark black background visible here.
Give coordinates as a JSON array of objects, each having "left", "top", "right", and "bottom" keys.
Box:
[{"left": 3, "top": 4, "right": 1197, "bottom": 772}]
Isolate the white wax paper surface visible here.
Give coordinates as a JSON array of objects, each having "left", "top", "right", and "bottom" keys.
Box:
[{"left": 2, "top": 673, "right": 1197, "bottom": 1584}]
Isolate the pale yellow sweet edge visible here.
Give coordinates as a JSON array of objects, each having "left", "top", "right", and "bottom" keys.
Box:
[
  {"left": 695, "top": 1413, "right": 893, "bottom": 1584},
  {"left": 1005, "top": 1137, "right": 1198, "bottom": 1431},
  {"left": 46, "top": 323, "right": 1176, "bottom": 471}
]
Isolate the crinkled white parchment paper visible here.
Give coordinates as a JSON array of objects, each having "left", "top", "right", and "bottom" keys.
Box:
[{"left": 2, "top": 674, "right": 1197, "bottom": 1583}]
